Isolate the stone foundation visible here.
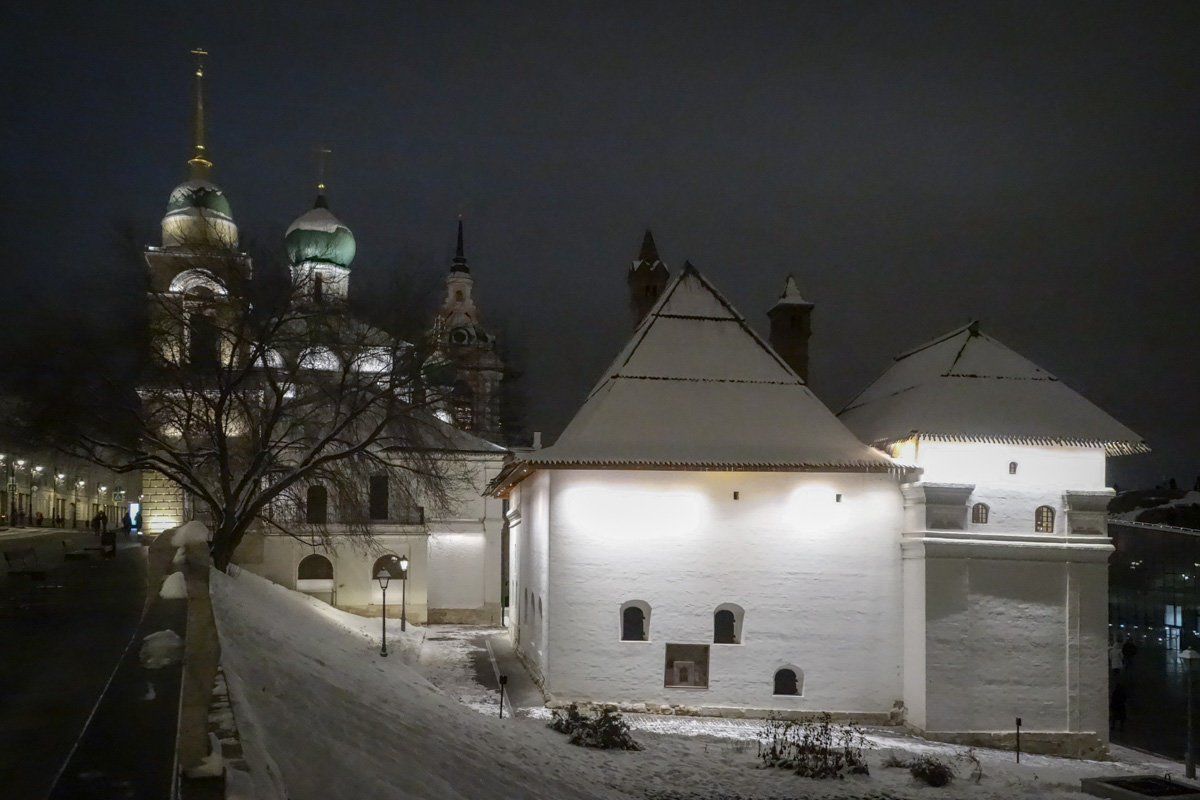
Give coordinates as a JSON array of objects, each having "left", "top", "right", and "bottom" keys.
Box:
[{"left": 916, "top": 727, "right": 1107, "bottom": 760}]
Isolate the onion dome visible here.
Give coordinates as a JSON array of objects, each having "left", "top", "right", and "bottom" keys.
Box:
[
  {"left": 285, "top": 194, "right": 357, "bottom": 268},
  {"left": 161, "top": 179, "right": 239, "bottom": 248}
]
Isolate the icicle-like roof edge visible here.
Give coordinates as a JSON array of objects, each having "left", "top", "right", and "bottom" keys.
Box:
[
  {"left": 874, "top": 432, "right": 1150, "bottom": 457},
  {"left": 486, "top": 458, "right": 917, "bottom": 497}
]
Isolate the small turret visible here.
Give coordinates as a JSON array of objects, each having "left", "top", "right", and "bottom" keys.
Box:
[
  {"left": 627, "top": 229, "right": 669, "bottom": 327},
  {"left": 767, "top": 275, "right": 814, "bottom": 383}
]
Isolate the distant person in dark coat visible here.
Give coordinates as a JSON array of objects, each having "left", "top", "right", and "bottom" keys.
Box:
[{"left": 1122, "top": 639, "right": 1138, "bottom": 670}]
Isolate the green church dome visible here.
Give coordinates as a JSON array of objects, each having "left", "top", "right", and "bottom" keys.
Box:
[
  {"left": 285, "top": 196, "right": 356, "bottom": 268},
  {"left": 161, "top": 179, "right": 238, "bottom": 248}
]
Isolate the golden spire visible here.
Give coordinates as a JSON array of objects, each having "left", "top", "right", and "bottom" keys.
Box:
[
  {"left": 188, "top": 48, "right": 211, "bottom": 181},
  {"left": 314, "top": 146, "right": 331, "bottom": 196}
]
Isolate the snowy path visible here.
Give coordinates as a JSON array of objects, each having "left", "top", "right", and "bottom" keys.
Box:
[{"left": 212, "top": 568, "right": 1190, "bottom": 800}]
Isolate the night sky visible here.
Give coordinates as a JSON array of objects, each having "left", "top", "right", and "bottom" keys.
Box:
[{"left": 2, "top": 2, "right": 1197, "bottom": 487}]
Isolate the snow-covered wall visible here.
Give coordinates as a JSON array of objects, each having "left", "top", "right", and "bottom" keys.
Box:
[{"left": 515, "top": 468, "right": 905, "bottom": 714}]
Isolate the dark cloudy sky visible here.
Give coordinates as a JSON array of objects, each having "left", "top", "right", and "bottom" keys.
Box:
[{"left": 2, "top": 1, "right": 1197, "bottom": 486}]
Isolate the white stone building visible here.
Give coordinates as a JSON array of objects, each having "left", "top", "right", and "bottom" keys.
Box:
[{"left": 494, "top": 263, "right": 1144, "bottom": 756}]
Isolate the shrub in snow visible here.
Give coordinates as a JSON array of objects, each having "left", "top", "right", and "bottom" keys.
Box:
[
  {"left": 756, "top": 713, "right": 868, "bottom": 779},
  {"left": 908, "top": 755, "right": 954, "bottom": 787},
  {"left": 548, "top": 704, "right": 643, "bottom": 751}
]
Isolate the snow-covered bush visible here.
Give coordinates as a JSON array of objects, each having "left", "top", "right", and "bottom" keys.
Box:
[
  {"left": 909, "top": 755, "right": 954, "bottom": 787},
  {"left": 548, "top": 704, "right": 643, "bottom": 751},
  {"left": 756, "top": 713, "right": 868, "bottom": 778}
]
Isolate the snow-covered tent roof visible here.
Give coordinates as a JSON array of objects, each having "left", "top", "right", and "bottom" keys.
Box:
[
  {"left": 496, "top": 263, "right": 897, "bottom": 490},
  {"left": 838, "top": 322, "right": 1148, "bottom": 456}
]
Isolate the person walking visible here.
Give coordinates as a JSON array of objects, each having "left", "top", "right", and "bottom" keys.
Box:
[
  {"left": 98, "top": 510, "right": 108, "bottom": 534},
  {"left": 1109, "top": 640, "right": 1124, "bottom": 677}
]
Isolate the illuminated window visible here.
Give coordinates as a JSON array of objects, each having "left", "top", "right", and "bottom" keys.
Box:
[
  {"left": 713, "top": 603, "right": 744, "bottom": 644},
  {"left": 971, "top": 503, "right": 989, "bottom": 524},
  {"left": 664, "top": 644, "right": 709, "bottom": 688},
  {"left": 305, "top": 485, "right": 328, "bottom": 524},
  {"left": 773, "top": 667, "right": 803, "bottom": 696},
  {"left": 1009, "top": 462, "right": 1018, "bottom": 474},
  {"left": 621, "top": 601, "right": 650, "bottom": 641},
  {"left": 369, "top": 475, "right": 388, "bottom": 520},
  {"left": 1035, "top": 505, "right": 1055, "bottom": 533}
]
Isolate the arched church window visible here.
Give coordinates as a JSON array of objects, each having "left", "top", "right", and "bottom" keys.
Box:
[
  {"left": 296, "top": 554, "right": 334, "bottom": 599},
  {"left": 455, "top": 290, "right": 464, "bottom": 302},
  {"left": 1035, "top": 505, "right": 1055, "bottom": 533},
  {"left": 621, "top": 601, "right": 650, "bottom": 641},
  {"left": 971, "top": 503, "right": 989, "bottom": 524},
  {"left": 306, "top": 485, "right": 328, "bottom": 524},
  {"left": 713, "top": 603, "right": 744, "bottom": 644},
  {"left": 773, "top": 667, "right": 803, "bottom": 696},
  {"left": 298, "top": 553, "right": 333, "bottom": 581},
  {"left": 1009, "top": 461, "right": 1018, "bottom": 474}
]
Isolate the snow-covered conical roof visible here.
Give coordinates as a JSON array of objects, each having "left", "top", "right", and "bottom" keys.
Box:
[
  {"left": 519, "top": 263, "right": 897, "bottom": 471},
  {"left": 770, "top": 275, "right": 812, "bottom": 308},
  {"left": 838, "top": 322, "right": 1148, "bottom": 455},
  {"left": 285, "top": 194, "right": 356, "bottom": 268}
]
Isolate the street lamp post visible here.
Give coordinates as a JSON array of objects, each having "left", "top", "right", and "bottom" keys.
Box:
[
  {"left": 398, "top": 554, "right": 409, "bottom": 632},
  {"left": 1182, "top": 647, "right": 1200, "bottom": 778},
  {"left": 376, "top": 565, "right": 392, "bottom": 657}
]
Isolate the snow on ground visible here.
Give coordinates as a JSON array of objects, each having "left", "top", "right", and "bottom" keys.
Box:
[{"left": 212, "top": 567, "right": 1187, "bottom": 800}]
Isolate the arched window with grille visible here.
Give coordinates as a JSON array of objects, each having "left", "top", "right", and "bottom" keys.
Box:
[
  {"left": 773, "top": 666, "right": 804, "bottom": 696},
  {"left": 1009, "top": 461, "right": 1018, "bottom": 474},
  {"left": 621, "top": 601, "right": 650, "bottom": 641},
  {"left": 971, "top": 503, "right": 989, "bottom": 524},
  {"left": 306, "top": 485, "right": 328, "bottom": 524},
  {"left": 1035, "top": 505, "right": 1055, "bottom": 533}
]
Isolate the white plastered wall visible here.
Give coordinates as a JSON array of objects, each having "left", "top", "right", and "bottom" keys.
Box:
[
  {"left": 902, "top": 441, "right": 1112, "bottom": 748},
  {"left": 522, "top": 468, "right": 905, "bottom": 713}
]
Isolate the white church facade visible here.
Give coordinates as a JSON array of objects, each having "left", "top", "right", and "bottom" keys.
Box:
[
  {"left": 493, "top": 259, "right": 1144, "bottom": 757},
  {"left": 140, "top": 53, "right": 508, "bottom": 624}
]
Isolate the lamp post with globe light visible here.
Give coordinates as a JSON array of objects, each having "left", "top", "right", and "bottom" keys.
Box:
[
  {"left": 376, "top": 563, "right": 392, "bottom": 657},
  {"left": 398, "top": 554, "right": 409, "bottom": 632}
]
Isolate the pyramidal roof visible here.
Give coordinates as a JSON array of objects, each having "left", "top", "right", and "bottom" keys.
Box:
[
  {"left": 771, "top": 275, "right": 812, "bottom": 308},
  {"left": 525, "top": 264, "right": 896, "bottom": 471},
  {"left": 838, "top": 322, "right": 1148, "bottom": 455}
]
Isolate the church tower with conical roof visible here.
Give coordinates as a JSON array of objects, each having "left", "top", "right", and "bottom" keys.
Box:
[
  {"left": 427, "top": 219, "right": 504, "bottom": 440},
  {"left": 627, "top": 229, "right": 669, "bottom": 327}
]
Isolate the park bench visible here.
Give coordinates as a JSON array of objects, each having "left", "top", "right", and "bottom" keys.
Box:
[{"left": 3, "top": 547, "right": 49, "bottom": 580}]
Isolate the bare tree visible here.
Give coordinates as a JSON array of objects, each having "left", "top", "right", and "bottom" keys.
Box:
[{"left": 53, "top": 262, "right": 469, "bottom": 570}]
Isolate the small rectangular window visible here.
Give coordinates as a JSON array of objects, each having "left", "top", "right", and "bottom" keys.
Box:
[
  {"left": 664, "top": 644, "right": 710, "bottom": 688},
  {"left": 369, "top": 475, "right": 388, "bottom": 520}
]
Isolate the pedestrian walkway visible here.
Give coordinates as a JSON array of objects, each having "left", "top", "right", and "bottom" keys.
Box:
[{"left": 415, "top": 625, "right": 545, "bottom": 718}]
